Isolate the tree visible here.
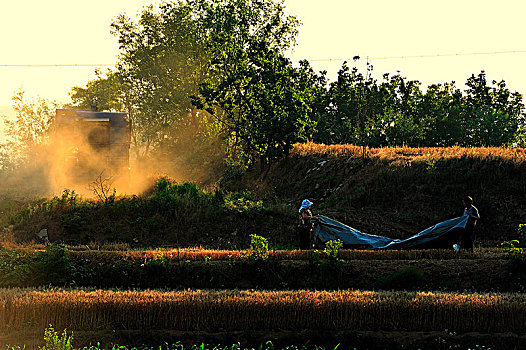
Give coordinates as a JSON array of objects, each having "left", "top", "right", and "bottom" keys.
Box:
[
  {"left": 191, "top": 0, "right": 309, "bottom": 170},
  {"left": 416, "top": 82, "right": 464, "bottom": 147},
  {"left": 0, "top": 91, "right": 58, "bottom": 195},
  {"left": 83, "top": 2, "right": 209, "bottom": 159},
  {"left": 325, "top": 60, "right": 385, "bottom": 159},
  {"left": 2, "top": 90, "right": 57, "bottom": 161},
  {"left": 69, "top": 69, "right": 125, "bottom": 112},
  {"left": 194, "top": 40, "right": 314, "bottom": 170},
  {"left": 462, "top": 71, "right": 525, "bottom": 146},
  {"left": 296, "top": 60, "right": 328, "bottom": 143}
]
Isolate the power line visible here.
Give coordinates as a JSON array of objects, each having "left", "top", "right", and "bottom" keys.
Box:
[
  {"left": 308, "top": 50, "right": 526, "bottom": 62},
  {"left": 1, "top": 49, "right": 526, "bottom": 67},
  {"left": 0, "top": 63, "right": 114, "bottom": 67}
]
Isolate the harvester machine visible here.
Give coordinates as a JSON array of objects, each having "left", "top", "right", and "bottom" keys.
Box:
[{"left": 54, "top": 108, "right": 130, "bottom": 189}]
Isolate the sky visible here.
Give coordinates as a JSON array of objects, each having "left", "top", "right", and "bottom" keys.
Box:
[{"left": 1, "top": 0, "right": 526, "bottom": 115}]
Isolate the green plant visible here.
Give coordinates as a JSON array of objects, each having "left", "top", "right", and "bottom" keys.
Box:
[
  {"left": 224, "top": 192, "right": 265, "bottom": 214},
  {"left": 60, "top": 212, "right": 85, "bottom": 235},
  {"left": 248, "top": 234, "right": 269, "bottom": 260},
  {"left": 41, "top": 325, "right": 73, "bottom": 350},
  {"left": 59, "top": 189, "right": 80, "bottom": 208},
  {"left": 425, "top": 156, "right": 437, "bottom": 173},
  {"left": 324, "top": 239, "right": 343, "bottom": 259},
  {"left": 33, "top": 245, "right": 76, "bottom": 286},
  {"left": 315, "top": 239, "right": 343, "bottom": 260},
  {"left": 0, "top": 248, "right": 31, "bottom": 286},
  {"left": 501, "top": 224, "right": 526, "bottom": 255}
]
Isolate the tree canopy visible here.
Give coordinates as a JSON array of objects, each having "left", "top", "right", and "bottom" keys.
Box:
[{"left": 66, "top": 0, "right": 526, "bottom": 171}]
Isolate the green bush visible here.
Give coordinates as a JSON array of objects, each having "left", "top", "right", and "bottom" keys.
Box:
[
  {"left": 60, "top": 212, "right": 85, "bottom": 235},
  {"left": 41, "top": 325, "right": 73, "bottom": 350},
  {"left": 0, "top": 249, "right": 31, "bottom": 286},
  {"left": 316, "top": 239, "right": 343, "bottom": 260},
  {"left": 224, "top": 191, "right": 265, "bottom": 214},
  {"left": 501, "top": 224, "right": 526, "bottom": 255},
  {"left": 248, "top": 234, "right": 269, "bottom": 260},
  {"left": 33, "top": 245, "right": 76, "bottom": 286}
]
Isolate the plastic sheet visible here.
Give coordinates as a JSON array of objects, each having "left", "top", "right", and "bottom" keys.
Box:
[{"left": 312, "top": 215, "right": 469, "bottom": 250}]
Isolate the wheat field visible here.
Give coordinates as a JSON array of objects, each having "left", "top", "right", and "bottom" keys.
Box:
[{"left": 0, "top": 288, "right": 525, "bottom": 333}]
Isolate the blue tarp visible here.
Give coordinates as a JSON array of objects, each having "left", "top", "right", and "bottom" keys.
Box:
[{"left": 312, "top": 215, "right": 469, "bottom": 250}]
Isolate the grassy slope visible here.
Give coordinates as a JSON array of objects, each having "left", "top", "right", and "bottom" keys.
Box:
[
  {"left": 6, "top": 143, "right": 526, "bottom": 248},
  {"left": 233, "top": 143, "right": 526, "bottom": 246}
]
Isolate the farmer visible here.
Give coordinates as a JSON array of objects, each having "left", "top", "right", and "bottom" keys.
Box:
[
  {"left": 298, "top": 199, "right": 317, "bottom": 250},
  {"left": 460, "top": 195, "right": 480, "bottom": 251}
]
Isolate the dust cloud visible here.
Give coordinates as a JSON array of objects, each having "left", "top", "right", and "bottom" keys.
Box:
[{"left": 0, "top": 109, "right": 222, "bottom": 201}]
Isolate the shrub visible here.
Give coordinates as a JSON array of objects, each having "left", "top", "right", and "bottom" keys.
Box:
[
  {"left": 0, "top": 248, "right": 31, "bottom": 286},
  {"left": 42, "top": 325, "right": 73, "bottom": 350},
  {"left": 501, "top": 224, "right": 526, "bottom": 255},
  {"left": 33, "top": 245, "right": 76, "bottom": 286},
  {"left": 316, "top": 239, "right": 343, "bottom": 260},
  {"left": 224, "top": 192, "right": 265, "bottom": 214},
  {"left": 248, "top": 234, "right": 269, "bottom": 260}
]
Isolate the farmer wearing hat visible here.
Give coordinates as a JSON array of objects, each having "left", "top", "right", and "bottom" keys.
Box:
[{"left": 298, "top": 199, "right": 317, "bottom": 250}]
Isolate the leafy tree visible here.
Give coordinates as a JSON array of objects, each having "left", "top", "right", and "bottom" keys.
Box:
[
  {"left": 194, "top": 40, "right": 314, "bottom": 170},
  {"left": 66, "top": 0, "right": 526, "bottom": 157},
  {"left": 324, "top": 60, "right": 386, "bottom": 158},
  {"left": 297, "top": 62, "right": 330, "bottom": 144},
  {"left": 191, "top": 0, "right": 310, "bottom": 170},
  {"left": 69, "top": 69, "right": 125, "bottom": 112},
  {"left": 2, "top": 90, "right": 57, "bottom": 162},
  {"left": 70, "top": 2, "right": 210, "bottom": 159},
  {"left": 0, "top": 91, "right": 59, "bottom": 196},
  {"left": 316, "top": 67, "right": 525, "bottom": 148},
  {"left": 416, "top": 82, "right": 464, "bottom": 146},
  {"left": 376, "top": 72, "right": 424, "bottom": 146},
  {"left": 462, "top": 71, "right": 525, "bottom": 146},
  {"left": 323, "top": 62, "right": 361, "bottom": 145}
]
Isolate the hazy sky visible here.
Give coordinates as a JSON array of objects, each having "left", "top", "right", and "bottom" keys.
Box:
[{"left": 1, "top": 0, "right": 526, "bottom": 110}]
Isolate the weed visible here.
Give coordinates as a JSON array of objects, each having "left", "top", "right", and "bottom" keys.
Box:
[
  {"left": 425, "top": 156, "right": 438, "bottom": 173},
  {"left": 315, "top": 239, "right": 343, "bottom": 260},
  {"left": 0, "top": 248, "right": 31, "bottom": 286},
  {"left": 224, "top": 192, "right": 265, "bottom": 214},
  {"left": 60, "top": 212, "right": 85, "bottom": 235},
  {"left": 41, "top": 325, "right": 73, "bottom": 350},
  {"left": 248, "top": 234, "right": 269, "bottom": 260},
  {"left": 501, "top": 224, "right": 526, "bottom": 255}
]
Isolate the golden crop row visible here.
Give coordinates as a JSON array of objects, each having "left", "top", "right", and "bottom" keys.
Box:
[
  {"left": 293, "top": 142, "right": 526, "bottom": 163},
  {"left": 8, "top": 247, "right": 504, "bottom": 263},
  {"left": 0, "top": 288, "right": 525, "bottom": 333},
  {"left": 60, "top": 247, "right": 503, "bottom": 262}
]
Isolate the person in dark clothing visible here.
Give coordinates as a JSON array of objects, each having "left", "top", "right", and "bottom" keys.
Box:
[
  {"left": 298, "top": 199, "right": 317, "bottom": 250},
  {"left": 460, "top": 196, "right": 480, "bottom": 251}
]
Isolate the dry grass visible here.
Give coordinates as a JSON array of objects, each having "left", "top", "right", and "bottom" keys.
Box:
[
  {"left": 1, "top": 288, "right": 525, "bottom": 333},
  {"left": 293, "top": 142, "right": 526, "bottom": 163},
  {"left": 7, "top": 246, "right": 508, "bottom": 262},
  {"left": 72, "top": 247, "right": 506, "bottom": 261}
]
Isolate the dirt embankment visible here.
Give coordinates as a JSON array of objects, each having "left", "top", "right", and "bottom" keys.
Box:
[
  {"left": 8, "top": 143, "right": 526, "bottom": 249},
  {"left": 231, "top": 144, "right": 526, "bottom": 246}
]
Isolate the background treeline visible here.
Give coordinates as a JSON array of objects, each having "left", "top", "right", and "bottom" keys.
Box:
[
  {"left": 2, "top": 0, "right": 525, "bottom": 173},
  {"left": 65, "top": 0, "right": 524, "bottom": 169}
]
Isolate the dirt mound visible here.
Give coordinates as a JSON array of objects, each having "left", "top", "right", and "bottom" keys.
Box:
[
  {"left": 8, "top": 143, "right": 526, "bottom": 248},
  {"left": 230, "top": 143, "right": 526, "bottom": 246}
]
